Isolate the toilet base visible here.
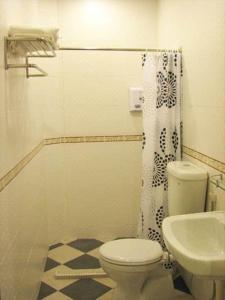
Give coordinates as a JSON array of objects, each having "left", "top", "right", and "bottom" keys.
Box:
[
  {"left": 111, "top": 268, "right": 176, "bottom": 300},
  {"left": 111, "top": 274, "right": 151, "bottom": 300},
  {"left": 141, "top": 269, "right": 176, "bottom": 300}
]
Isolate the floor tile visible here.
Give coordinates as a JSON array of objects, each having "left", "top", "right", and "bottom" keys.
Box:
[
  {"left": 174, "top": 276, "right": 191, "bottom": 294},
  {"left": 68, "top": 239, "right": 103, "bottom": 252},
  {"left": 39, "top": 238, "right": 192, "bottom": 300},
  {"left": 172, "top": 290, "right": 194, "bottom": 299},
  {"left": 49, "top": 243, "right": 64, "bottom": 251},
  {"left": 97, "top": 289, "right": 114, "bottom": 300},
  {"left": 173, "top": 294, "right": 194, "bottom": 300},
  {"left": 65, "top": 254, "right": 101, "bottom": 269},
  {"left": 48, "top": 245, "right": 83, "bottom": 264},
  {"left": 87, "top": 247, "right": 101, "bottom": 259},
  {"left": 60, "top": 278, "right": 111, "bottom": 300},
  {"left": 44, "top": 257, "right": 60, "bottom": 272},
  {"left": 42, "top": 265, "right": 78, "bottom": 290},
  {"left": 94, "top": 277, "right": 116, "bottom": 289},
  {"left": 37, "top": 282, "right": 56, "bottom": 299},
  {"left": 43, "top": 291, "right": 72, "bottom": 299}
]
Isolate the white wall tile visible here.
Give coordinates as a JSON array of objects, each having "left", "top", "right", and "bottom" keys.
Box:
[
  {"left": 45, "top": 142, "right": 142, "bottom": 243},
  {"left": 183, "top": 106, "right": 225, "bottom": 162},
  {"left": 58, "top": 0, "right": 157, "bottom": 48},
  {"left": 158, "top": 0, "right": 225, "bottom": 162},
  {"left": 183, "top": 154, "right": 225, "bottom": 212},
  {"left": 0, "top": 0, "right": 58, "bottom": 298}
]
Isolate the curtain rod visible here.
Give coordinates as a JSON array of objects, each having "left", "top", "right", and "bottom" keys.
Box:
[{"left": 59, "top": 47, "right": 182, "bottom": 52}]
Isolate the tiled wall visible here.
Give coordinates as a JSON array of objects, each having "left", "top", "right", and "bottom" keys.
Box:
[
  {"left": 0, "top": 0, "right": 59, "bottom": 178},
  {"left": 182, "top": 146, "right": 225, "bottom": 174},
  {"left": 157, "top": 1, "right": 225, "bottom": 297},
  {"left": 158, "top": 0, "right": 225, "bottom": 210},
  {"left": 157, "top": 0, "right": 225, "bottom": 163},
  {"left": 183, "top": 146, "right": 225, "bottom": 211},
  {"left": 0, "top": 134, "right": 142, "bottom": 246},
  {"left": 0, "top": 0, "right": 58, "bottom": 299},
  {"left": 183, "top": 153, "right": 225, "bottom": 211},
  {"left": 157, "top": 0, "right": 225, "bottom": 210},
  {"left": 0, "top": 150, "right": 47, "bottom": 299},
  {"left": 1, "top": 135, "right": 224, "bottom": 248},
  {"left": 45, "top": 139, "right": 142, "bottom": 244},
  {"left": 44, "top": 0, "right": 158, "bottom": 244},
  {"left": 53, "top": 0, "right": 158, "bottom": 138},
  {"left": 0, "top": 1, "right": 157, "bottom": 298},
  {"left": 59, "top": 0, "right": 157, "bottom": 49}
]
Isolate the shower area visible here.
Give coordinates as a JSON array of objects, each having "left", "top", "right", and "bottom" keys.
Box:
[
  {"left": 0, "top": 1, "right": 155, "bottom": 298},
  {"left": 0, "top": 0, "right": 224, "bottom": 299}
]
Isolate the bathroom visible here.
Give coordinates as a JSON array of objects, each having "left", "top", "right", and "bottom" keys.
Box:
[{"left": 0, "top": 0, "right": 224, "bottom": 299}]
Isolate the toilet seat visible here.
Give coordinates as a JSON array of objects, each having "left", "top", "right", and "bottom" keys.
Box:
[{"left": 99, "top": 239, "right": 163, "bottom": 266}]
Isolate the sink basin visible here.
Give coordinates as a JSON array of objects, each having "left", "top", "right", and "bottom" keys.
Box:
[{"left": 162, "top": 211, "right": 225, "bottom": 279}]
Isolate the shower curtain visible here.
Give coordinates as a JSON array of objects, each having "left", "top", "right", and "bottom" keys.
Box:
[{"left": 138, "top": 52, "right": 182, "bottom": 251}]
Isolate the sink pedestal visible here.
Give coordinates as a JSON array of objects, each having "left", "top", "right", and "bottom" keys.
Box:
[{"left": 215, "top": 280, "right": 224, "bottom": 300}]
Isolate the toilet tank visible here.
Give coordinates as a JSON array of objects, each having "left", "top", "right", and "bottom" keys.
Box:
[{"left": 167, "top": 161, "right": 208, "bottom": 216}]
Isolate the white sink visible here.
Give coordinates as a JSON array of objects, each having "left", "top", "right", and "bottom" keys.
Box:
[{"left": 162, "top": 211, "right": 225, "bottom": 279}]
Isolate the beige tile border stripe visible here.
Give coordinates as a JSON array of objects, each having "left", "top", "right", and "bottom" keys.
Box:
[
  {"left": 0, "top": 135, "right": 142, "bottom": 192},
  {"left": 0, "top": 141, "right": 44, "bottom": 192},
  {"left": 0, "top": 136, "right": 224, "bottom": 193},
  {"left": 44, "top": 135, "right": 142, "bottom": 145},
  {"left": 183, "top": 145, "right": 225, "bottom": 174}
]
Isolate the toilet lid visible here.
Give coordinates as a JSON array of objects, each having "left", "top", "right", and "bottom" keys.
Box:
[{"left": 99, "top": 239, "right": 163, "bottom": 266}]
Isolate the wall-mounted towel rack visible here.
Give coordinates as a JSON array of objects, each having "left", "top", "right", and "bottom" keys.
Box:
[
  {"left": 59, "top": 47, "right": 182, "bottom": 53},
  {"left": 4, "top": 36, "right": 56, "bottom": 78},
  {"left": 5, "top": 36, "right": 181, "bottom": 78},
  {"left": 210, "top": 174, "right": 225, "bottom": 191}
]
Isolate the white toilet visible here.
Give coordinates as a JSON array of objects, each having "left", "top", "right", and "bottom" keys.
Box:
[{"left": 99, "top": 161, "right": 207, "bottom": 300}]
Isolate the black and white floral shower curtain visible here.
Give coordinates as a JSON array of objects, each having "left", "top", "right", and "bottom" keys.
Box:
[{"left": 138, "top": 52, "right": 182, "bottom": 248}]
